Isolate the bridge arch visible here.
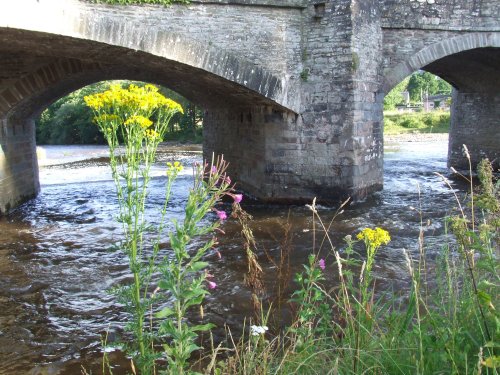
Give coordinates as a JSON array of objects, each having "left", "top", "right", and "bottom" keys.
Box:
[
  {"left": 0, "top": 2, "right": 290, "bottom": 115},
  {"left": 382, "top": 32, "right": 500, "bottom": 94},
  {"left": 380, "top": 32, "right": 500, "bottom": 171}
]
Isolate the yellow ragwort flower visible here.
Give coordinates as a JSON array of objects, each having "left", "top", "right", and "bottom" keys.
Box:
[
  {"left": 167, "top": 161, "right": 184, "bottom": 173},
  {"left": 144, "top": 129, "right": 160, "bottom": 140},
  {"left": 356, "top": 227, "right": 391, "bottom": 249},
  {"left": 124, "top": 115, "right": 153, "bottom": 128}
]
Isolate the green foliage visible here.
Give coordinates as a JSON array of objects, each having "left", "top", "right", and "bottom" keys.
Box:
[
  {"left": 384, "top": 77, "right": 410, "bottom": 110},
  {"left": 36, "top": 82, "right": 109, "bottom": 144},
  {"left": 385, "top": 72, "right": 452, "bottom": 110},
  {"left": 384, "top": 111, "right": 450, "bottom": 134},
  {"left": 407, "top": 71, "right": 452, "bottom": 102},
  {"left": 300, "top": 68, "right": 310, "bottom": 82},
  {"left": 290, "top": 254, "right": 332, "bottom": 343},
  {"left": 352, "top": 52, "right": 360, "bottom": 72}
]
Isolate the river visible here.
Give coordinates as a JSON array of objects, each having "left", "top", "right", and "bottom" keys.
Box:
[{"left": 0, "top": 137, "right": 464, "bottom": 374}]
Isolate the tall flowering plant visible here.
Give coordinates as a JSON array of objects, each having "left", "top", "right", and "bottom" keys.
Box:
[{"left": 85, "top": 84, "right": 234, "bottom": 374}]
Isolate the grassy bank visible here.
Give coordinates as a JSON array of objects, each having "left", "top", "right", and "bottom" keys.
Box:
[{"left": 384, "top": 110, "right": 450, "bottom": 135}]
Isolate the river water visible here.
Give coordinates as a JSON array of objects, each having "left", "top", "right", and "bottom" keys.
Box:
[{"left": 0, "top": 138, "right": 464, "bottom": 374}]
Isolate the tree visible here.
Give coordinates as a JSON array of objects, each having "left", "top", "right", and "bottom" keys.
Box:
[
  {"left": 384, "top": 77, "right": 410, "bottom": 110},
  {"left": 406, "top": 71, "right": 451, "bottom": 102}
]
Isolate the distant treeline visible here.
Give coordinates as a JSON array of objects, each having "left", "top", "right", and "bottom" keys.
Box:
[{"left": 36, "top": 81, "right": 202, "bottom": 145}]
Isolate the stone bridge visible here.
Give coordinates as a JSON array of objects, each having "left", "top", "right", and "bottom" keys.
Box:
[{"left": 0, "top": 0, "right": 498, "bottom": 213}]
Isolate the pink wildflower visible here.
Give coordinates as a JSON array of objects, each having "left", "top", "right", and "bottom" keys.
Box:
[
  {"left": 318, "top": 258, "right": 325, "bottom": 270},
  {"left": 215, "top": 210, "right": 227, "bottom": 221},
  {"left": 233, "top": 194, "right": 243, "bottom": 203},
  {"left": 211, "top": 165, "right": 217, "bottom": 174},
  {"left": 208, "top": 281, "right": 217, "bottom": 290}
]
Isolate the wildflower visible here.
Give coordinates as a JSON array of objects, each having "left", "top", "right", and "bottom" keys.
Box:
[
  {"left": 208, "top": 281, "right": 217, "bottom": 290},
  {"left": 167, "top": 161, "right": 183, "bottom": 173},
  {"left": 211, "top": 165, "right": 217, "bottom": 174},
  {"left": 124, "top": 115, "right": 153, "bottom": 128},
  {"left": 215, "top": 210, "right": 227, "bottom": 221},
  {"left": 250, "top": 325, "right": 269, "bottom": 336},
  {"left": 318, "top": 258, "right": 325, "bottom": 270},
  {"left": 233, "top": 194, "right": 243, "bottom": 203},
  {"left": 356, "top": 227, "right": 391, "bottom": 249},
  {"left": 144, "top": 129, "right": 159, "bottom": 140}
]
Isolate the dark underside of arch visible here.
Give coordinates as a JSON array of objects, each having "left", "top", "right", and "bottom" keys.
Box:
[{"left": 422, "top": 47, "right": 500, "bottom": 93}]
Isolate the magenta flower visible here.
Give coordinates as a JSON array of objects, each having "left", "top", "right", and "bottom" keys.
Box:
[
  {"left": 215, "top": 209, "right": 227, "bottom": 221},
  {"left": 211, "top": 165, "right": 217, "bottom": 174},
  {"left": 318, "top": 258, "right": 325, "bottom": 270},
  {"left": 233, "top": 194, "right": 243, "bottom": 203},
  {"left": 208, "top": 281, "right": 217, "bottom": 290}
]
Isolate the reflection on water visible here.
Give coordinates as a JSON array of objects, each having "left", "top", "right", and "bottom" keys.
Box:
[{"left": 1, "top": 138, "right": 465, "bottom": 374}]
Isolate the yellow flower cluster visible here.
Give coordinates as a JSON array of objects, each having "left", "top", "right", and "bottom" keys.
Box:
[
  {"left": 84, "top": 83, "right": 184, "bottom": 114},
  {"left": 167, "top": 161, "right": 184, "bottom": 173},
  {"left": 356, "top": 227, "right": 391, "bottom": 249},
  {"left": 125, "top": 115, "right": 153, "bottom": 129},
  {"left": 144, "top": 129, "right": 160, "bottom": 140}
]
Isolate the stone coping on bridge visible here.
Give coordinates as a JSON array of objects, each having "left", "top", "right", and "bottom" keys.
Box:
[
  {"left": 189, "top": 0, "right": 306, "bottom": 8},
  {"left": 82, "top": 0, "right": 307, "bottom": 8}
]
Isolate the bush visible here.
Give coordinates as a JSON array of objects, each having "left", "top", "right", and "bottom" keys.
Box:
[{"left": 384, "top": 111, "right": 450, "bottom": 134}]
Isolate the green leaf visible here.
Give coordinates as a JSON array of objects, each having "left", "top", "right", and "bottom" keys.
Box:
[
  {"left": 484, "top": 341, "right": 499, "bottom": 348},
  {"left": 190, "top": 261, "right": 209, "bottom": 271},
  {"left": 191, "top": 323, "right": 215, "bottom": 332},
  {"left": 156, "top": 307, "right": 175, "bottom": 318},
  {"left": 477, "top": 290, "right": 492, "bottom": 306}
]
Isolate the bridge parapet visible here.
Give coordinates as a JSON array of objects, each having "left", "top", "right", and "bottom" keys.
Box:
[{"left": 382, "top": 0, "right": 500, "bottom": 31}]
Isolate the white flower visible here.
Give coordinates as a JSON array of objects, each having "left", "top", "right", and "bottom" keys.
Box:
[{"left": 250, "top": 325, "right": 269, "bottom": 336}]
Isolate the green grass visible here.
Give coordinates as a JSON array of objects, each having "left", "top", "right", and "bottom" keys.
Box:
[{"left": 384, "top": 110, "right": 450, "bottom": 135}]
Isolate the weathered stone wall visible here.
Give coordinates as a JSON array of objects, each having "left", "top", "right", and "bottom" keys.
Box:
[
  {"left": 350, "top": 0, "right": 384, "bottom": 198},
  {"left": 382, "top": 0, "right": 499, "bottom": 30},
  {"left": 0, "top": 118, "right": 39, "bottom": 214},
  {"left": 204, "top": 106, "right": 304, "bottom": 201},
  {"left": 448, "top": 90, "right": 500, "bottom": 170},
  {"left": 296, "top": 0, "right": 375, "bottom": 200}
]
